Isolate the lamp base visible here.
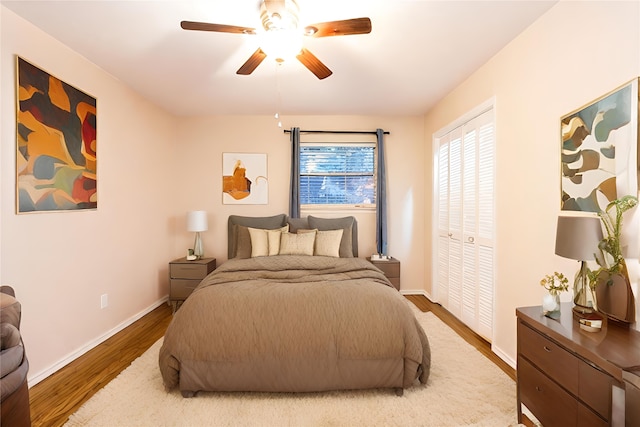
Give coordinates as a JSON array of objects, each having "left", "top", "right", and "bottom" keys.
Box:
[
  {"left": 573, "top": 260, "right": 596, "bottom": 316},
  {"left": 193, "top": 232, "right": 204, "bottom": 260}
]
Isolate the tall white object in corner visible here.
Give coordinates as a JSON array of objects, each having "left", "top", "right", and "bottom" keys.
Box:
[{"left": 434, "top": 105, "right": 495, "bottom": 342}]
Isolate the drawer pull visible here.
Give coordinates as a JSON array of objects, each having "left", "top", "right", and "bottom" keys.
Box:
[
  {"left": 543, "top": 346, "right": 552, "bottom": 352},
  {"left": 535, "top": 386, "right": 542, "bottom": 392}
]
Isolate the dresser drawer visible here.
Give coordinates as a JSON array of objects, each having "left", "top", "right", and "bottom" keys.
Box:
[
  {"left": 579, "top": 361, "right": 613, "bottom": 421},
  {"left": 170, "top": 261, "right": 215, "bottom": 279},
  {"left": 518, "top": 321, "right": 579, "bottom": 395},
  {"left": 170, "top": 279, "right": 200, "bottom": 299},
  {"left": 518, "top": 356, "right": 578, "bottom": 427},
  {"left": 577, "top": 404, "right": 608, "bottom": 427}
]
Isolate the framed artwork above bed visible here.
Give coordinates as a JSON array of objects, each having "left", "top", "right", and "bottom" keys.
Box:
[{"left": 222, "top": 153, "right": 268, "bottom": 205}]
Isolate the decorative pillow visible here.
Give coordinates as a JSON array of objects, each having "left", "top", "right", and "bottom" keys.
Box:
[
  {"left": 296, "top": 228, "right": 318, "bottom": 234},
  {"left": 314, "top": 229, "right": 343, "bottom": 257},
  {"left": 307, "top": 216, "right": 355, "bottom": 258},
  {"left": 249, "top": 225, "right": 288, "bottom": 257},
  {"left": 234, "top": 225, "right": 253, "bottom": 259},
  {"left": 279, "top": 232, "right": 315, "bottom": 256},
  {"left": 228, "top": 214, "right": 287, "bottom": 259}
]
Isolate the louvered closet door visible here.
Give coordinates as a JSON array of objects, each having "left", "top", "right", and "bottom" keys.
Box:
[{"left": 435, "top": 108, "right": 494, "bottom": 341}]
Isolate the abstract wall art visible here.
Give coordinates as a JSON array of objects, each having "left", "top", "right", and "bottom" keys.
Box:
[
  {"left": 222, "top": 153, "right": 268, "bottom": 204},
  {"left": 16, "top": 57, "right": 97, "bottom": 213},
  {"left": 560, "top": 78, "right": 639, "bottom": 213}
]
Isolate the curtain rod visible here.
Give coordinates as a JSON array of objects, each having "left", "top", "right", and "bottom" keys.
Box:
[{"left": 283, "top": 129, "right": 390, "bottom": 135}]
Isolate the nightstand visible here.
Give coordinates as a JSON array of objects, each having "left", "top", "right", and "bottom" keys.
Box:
[
  {"left": 366, "top": 257, "right": 400, "bottom": 291},
  {"left": 169, "top": 257, "right": 216, "bottom": 312}
]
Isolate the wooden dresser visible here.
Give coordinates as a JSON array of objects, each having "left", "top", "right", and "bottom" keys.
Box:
[{"left": 516, "top": 304, "right": 640, "bottom": 427}]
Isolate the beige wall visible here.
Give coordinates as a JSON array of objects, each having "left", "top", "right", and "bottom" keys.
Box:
[
  {"left": 423, "top": 1, "right": 640, "bottom": 365},
  {"left": 1, "top": 8, "right": 178, "bottom": 383}
]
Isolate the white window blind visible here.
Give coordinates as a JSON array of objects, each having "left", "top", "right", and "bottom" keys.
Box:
[{"left": 300, "top": 143, "right": 376, "bottom": 207}]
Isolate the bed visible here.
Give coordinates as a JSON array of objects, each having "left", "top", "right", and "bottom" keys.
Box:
[{"left": 159, "top": 214, "right": 431, "bottom": 397}]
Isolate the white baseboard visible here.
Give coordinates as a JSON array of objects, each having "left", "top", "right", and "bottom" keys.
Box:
[
  {"left": 28, "top": 296, "right": 169, "bottom": 387},
  {"left": 492, "top": 344, "right": 516, "bottom": 370}
]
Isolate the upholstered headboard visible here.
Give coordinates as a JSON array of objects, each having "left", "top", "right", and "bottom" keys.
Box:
[{"left": 227, "top": 214, "right": 358, "bottom": 259}]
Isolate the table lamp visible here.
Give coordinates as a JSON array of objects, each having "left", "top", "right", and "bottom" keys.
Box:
[
  {"left": 555, "top": 215, "right": 604, "bottom": 315},
  {"left": 187, "top": 210, "right": 208, "bottom": 259}
]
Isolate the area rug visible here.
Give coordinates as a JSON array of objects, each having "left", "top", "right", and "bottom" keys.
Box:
[{"left": 65, "top": 306, "right": 520, "bottom": 426}]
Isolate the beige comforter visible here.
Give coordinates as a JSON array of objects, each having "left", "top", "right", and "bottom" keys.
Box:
[{"left": 159, "top": 256, "right": 431, "bottom": 396}]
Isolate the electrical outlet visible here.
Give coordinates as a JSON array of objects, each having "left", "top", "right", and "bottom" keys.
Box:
[{"left": 100, "top": 294, "right": 108, "bottom": 309}]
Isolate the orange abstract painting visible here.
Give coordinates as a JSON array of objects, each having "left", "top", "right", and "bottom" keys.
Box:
[
  {"left": 222, "top": 153, "right": 268, "bottom": 204},
  {"left": 16, "top": 57, "right": 97, "bottom": 213}
]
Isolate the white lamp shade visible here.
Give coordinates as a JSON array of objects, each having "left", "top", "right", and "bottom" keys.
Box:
[
  {"left": 555, "top": 215, "right": 603, "bottom": 260},
  {"left": 187, "top": 211, "right": 208, "bottom": 232}
]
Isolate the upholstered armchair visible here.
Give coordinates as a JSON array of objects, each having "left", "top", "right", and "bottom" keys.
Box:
[{"left": 0, "top": 285, "right": 31, "bottom": 426}]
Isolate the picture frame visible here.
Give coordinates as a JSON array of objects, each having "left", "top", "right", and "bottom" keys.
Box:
[
  {"left": 222, "top": 153, "right": 268, "bottom": 205},
  {"left": 16, "top": 56, "right": 97, "bottom": 213},
  {"left": 560, "top": 78, "right": 639, "bottom": 213}
]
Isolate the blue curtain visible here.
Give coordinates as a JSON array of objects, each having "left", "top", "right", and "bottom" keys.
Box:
[
  {"left": 376, "top": 129, "right": 388, "bottom": 255},
  {"left": 289, "top": 127, "right": 301, "bottom": 218}
]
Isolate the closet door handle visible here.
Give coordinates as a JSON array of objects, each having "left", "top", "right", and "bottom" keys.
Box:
[{"left": 468, "top": 237, "right": 475, "bottom": 243}]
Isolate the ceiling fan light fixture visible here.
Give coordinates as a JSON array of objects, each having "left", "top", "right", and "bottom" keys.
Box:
[
  {"left": 180, "top": 0, "right": 371, "bottom": 79},
  {"left": 259, "top": 28, "right": 303, "bottom": 62},
  {"left": 260, "top": 0, "right": 300, "bottom": 31}
]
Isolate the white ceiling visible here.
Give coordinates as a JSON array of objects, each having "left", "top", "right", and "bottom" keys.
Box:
[{"left": 1, "top": 0, "right": 557, "bottom": 117}]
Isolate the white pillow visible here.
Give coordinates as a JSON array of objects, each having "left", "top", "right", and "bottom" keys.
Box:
[
  {"left": 248, "top": 225, "right": 288, "bottom": 257},
  {"left": 279, "top": 232, "right": 315, "bottom": 256},
  {"left": 314, "top": 229, "right": 343, "bottom": 257}
]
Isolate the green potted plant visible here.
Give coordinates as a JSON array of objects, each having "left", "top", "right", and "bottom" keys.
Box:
[{"left": 589, "top": 195, "right": 638, "bottom": 323}]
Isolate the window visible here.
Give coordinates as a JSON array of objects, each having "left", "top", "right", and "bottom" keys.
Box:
[{"left": 299, "top": 143, "right": 376, "bottom": 207}]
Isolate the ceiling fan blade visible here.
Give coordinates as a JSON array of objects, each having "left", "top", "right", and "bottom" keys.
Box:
[
  {"left": 180, "top": 21, "right": 256, "bottom": 35},
  {"left": 296, "top": 48, "right": 332, "bottom": 80},
  {"left": 237, "top": 48, "right": 268, "bottom": 75},
  {"left": 304, "top": 17, "right": 371, "bottom": 37}
]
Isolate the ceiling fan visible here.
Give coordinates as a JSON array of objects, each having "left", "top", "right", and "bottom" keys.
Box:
[{"left": 180, "top": 0, "right": 372, "bottom": 79}]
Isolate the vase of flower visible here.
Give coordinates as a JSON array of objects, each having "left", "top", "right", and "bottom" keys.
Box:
[{"left": 540, "top": 272, "right": 568, "bottom": 319}]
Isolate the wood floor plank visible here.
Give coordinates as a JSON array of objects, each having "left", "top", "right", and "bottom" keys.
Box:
[{"left": 28, "top": 295, "right": 515, "bottom": 426}]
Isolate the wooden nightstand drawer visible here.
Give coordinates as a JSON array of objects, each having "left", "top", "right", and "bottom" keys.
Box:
[
  {"left": 170, "top": 279, "right": 200, "bottom": 299},
  {"left": 518, "top": 321, "right": 579, "bottom": 395},
  {"left": 170, "top": 259, "right": 216, "bottom": 279},
  {"left": 373, "top": 261, "right": 399, "bottom": 278},
  {"left": 366, "top": 257, "right": 400, "bottom": 290}
]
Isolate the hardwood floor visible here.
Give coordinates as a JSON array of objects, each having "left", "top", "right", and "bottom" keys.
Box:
[
  {"left": 28, "top": 302, "right": 173, "bottom": 427},
  {"left": 28, "top": 295, "right": 516, "bottom": 427}
]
